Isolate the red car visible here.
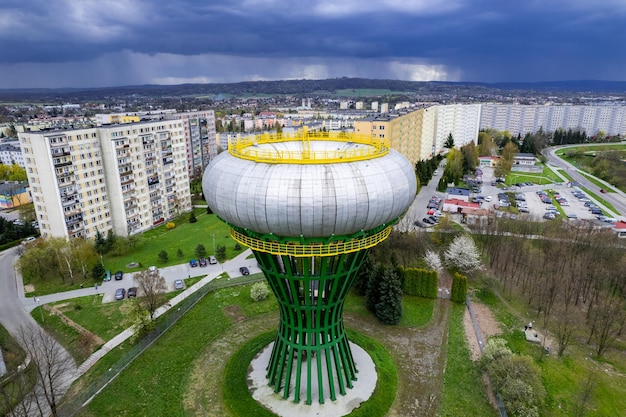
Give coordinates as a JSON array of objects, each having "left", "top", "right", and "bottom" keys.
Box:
[{"left": 600, "top": 189, "right": 606, "bottom": 193}]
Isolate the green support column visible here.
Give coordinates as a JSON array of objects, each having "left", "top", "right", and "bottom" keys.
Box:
[{"left": 257, "top": 248, "right": 368, "bottom": 404}]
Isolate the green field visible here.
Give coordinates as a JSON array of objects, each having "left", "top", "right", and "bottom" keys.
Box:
[{"left": 101, "top": 209, "right": 244, "bottom": 274}]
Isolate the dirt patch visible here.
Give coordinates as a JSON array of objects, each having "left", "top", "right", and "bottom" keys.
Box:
[
  {"left": 463, "top": 302, "right": 501, "bottom": 361},
  {"left": 223, "top": 304, "right": 247, "bottom": 322},
  {"left": 44, "top": 304, "right": 105, "bottom": 349},
  {"left": 182, "top": 313, "right": 278, "bottom": 417}
]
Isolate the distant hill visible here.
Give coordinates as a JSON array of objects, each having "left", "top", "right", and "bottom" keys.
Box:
[{"left": 1, "top": 78, "right": 625, "bottom": 102}]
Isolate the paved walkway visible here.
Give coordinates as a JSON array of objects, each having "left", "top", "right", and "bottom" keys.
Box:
[{"left": 75, "top": 248, "right": 255, "bottom": 378}]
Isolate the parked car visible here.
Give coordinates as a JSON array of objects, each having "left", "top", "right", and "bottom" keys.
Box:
[
  {"left": 189, "top": 259, "right": 198, "bottom": 267},
  {"left": 21, "top": 236, "right": 37, "bottom": 246},
  {"left": 427, "top": 202, "right": 439, "bottom": 209},
  {"left": 103, "top": 270, "right": 111, "bottom": 282},
  {"left": 148, "top": 266, "right": 158, "bottom": 274},
  {"left": 422, "top": 217, "right": 435, "bottom": 225},
  {"left": 567, "top": 213, "right": 578, "bottom": 219},
  {"left": 114, "top": 270, "right": 123, "bottom": 280},
  {"left": 127, "top": 287, "right": 137, "bottom": 298},
  {"left": 519, "top": 207, "right": 530, "bottom": 213},
  {"left": 198, "top": 258, "right": 208, "bottom": 267},
  {"left": 115, "top": 288, "right": 126, "bottom": 300},
  {"left": 208, "top": 256, "right": 218, "bottom": 265},
  {"left": 543, "top": 212, "right": 556, "bottom": 220},
  {"left": 484, "top": 196, "right": 492, "bottom": 202},
  {"left": 174, "top": 279, "right": 184, "bottom": 290},
  {"left": 428, "top": 215, "right": 440, "bottom": 223},
  {"left": 239, "top": 266, "right": 250, "bottom": 276}
]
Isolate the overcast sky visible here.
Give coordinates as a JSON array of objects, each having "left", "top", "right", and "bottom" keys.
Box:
[{"left": 0, "top": 0, "right": 624, "bottom": 89}]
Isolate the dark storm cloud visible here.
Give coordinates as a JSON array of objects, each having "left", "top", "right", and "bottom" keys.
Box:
[{"left": 0, "top": 0, "right": 624, "bottom": 87}]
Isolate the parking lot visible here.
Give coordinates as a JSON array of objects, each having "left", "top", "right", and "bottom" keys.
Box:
[{"left": 411, "top": 165, "right": 619, "bottom": 226}]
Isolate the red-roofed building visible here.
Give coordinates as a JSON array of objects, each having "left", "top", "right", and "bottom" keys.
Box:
[
  {"left": 615, "top": 221, "right": 626, "bottom": 238},
  {"left": 443, "top": 198, "right": 481, "bottom": 213}
]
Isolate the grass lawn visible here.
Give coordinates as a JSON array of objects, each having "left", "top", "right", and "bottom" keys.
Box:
[
  {"left": 507, "top": 165, "right": 562, "bottom": 186},
  {"left": 48, "top": 295, "right": 127, "bottom": 342},
  {"left": 79, "top": 284, "right": 278, "bottom": 416},
  {"left": 438, "top": 303, "right": 497, "bottom": 417},
  {"left": 102, "top": 210, "right": 245, "bottom": 274}
]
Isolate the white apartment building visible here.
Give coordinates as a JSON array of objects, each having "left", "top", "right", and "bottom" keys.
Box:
[
  {"left": 19, "top": 120, "right": 192, "bottom": 240},
  {"left": 480, "top": 104, "right": 626, "bottom": 137},
  {"left": 434, "top": 104, "right": 482, "bottom": 151},
  {"left": 168, "top": 110, "right": 217, "bottom": 179},
  {"left": 0, "top": 141, "right": 25, "bottom": 167}
]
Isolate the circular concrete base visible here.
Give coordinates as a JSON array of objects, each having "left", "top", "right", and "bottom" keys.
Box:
[{"left": 248, "top": 342, "right": 377, "bottom": 417}]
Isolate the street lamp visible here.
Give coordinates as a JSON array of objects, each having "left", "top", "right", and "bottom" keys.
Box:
[
  {"left": 212, "top": 234, "right": 216, "bottom": 255},
  {"left": 34, "top": 297, "right": 44, "bottom": 323}
]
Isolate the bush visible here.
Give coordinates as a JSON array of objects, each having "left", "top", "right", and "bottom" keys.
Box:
[
  {"left": 250, "top": 282, "right": 270, "bottom": 301},
  {"left": 234, "top": 243, "right": 241, "bottom": 251},
  {"left": 166, "top": 222, "right": 175, "bottom": 230},
  {"left": 158, "top": 250, "right": 169, "bottom": 263},
  {"left": 450, "top": 272, "right": 468, "bottom": 303},
  {"left": 189, "top": 212, "right": 197, "bottom": 223},
  {"left": 176, "top": 248, "right": 184, "bottom": 259},
  {"left": 403, "top": 268, "right": 438, "bottom": 299}
]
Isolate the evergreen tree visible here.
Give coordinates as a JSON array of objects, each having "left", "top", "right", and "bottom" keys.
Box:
[
  {"left": 215, "top": 244, "right": 227, "bottom": 261},
  {"left": 365, "top": 263, "right": 383, "bottom": 313},
  {"left": 94, "top": 230, "right": 106, "bottom": 254},
  {"left": 444, "top": 133, "right": 455, "bottom": 149},
  {"left": 195, "top": 244, "right": 207, "bottom": 259},
  {"left": 158, "top": 250, "right": 169, "bottom": 263},
  {"left": 375, "top": 267, "right": 403, "bottom": 324},
  {"left": 189, "top": 211, "right": 197, "bottom": 223},
  {"left": 91, "top": 262, "right": 105, "bottom": 281},
  {"left": 353, "top": 254, "right": 373, "bottom": 296}
]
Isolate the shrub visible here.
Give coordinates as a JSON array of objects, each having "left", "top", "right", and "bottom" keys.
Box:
[
  {"left": 450, "top": 272, "right": 468, "bottom": 303},
  {"left": 403, "top": 268, "right": 438, "bottom": 299},
  {"left": 166, "top": 222, "right": 175, "bottom": 230},
  {"left": 189, "top": 212, "right": 197, "bottom": 223},
  {"left": 176, "top": 248, "right": 184, "bottom": 259},
  {"left": 234, "top": 243, "right": 241, "bottom": 251},
  {"left": 250, "top": 282, "right": 270, "bottom": 301},
  {"left": 158, "top": 250, "right": 169, "bottom": 263}
]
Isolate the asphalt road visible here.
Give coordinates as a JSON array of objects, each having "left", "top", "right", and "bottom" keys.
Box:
[{"left": 543, "top": 145, "right": 626, "bottom": 220}]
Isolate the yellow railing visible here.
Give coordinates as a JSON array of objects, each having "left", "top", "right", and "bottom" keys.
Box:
[
  {"left": 230, "top": 226, "right": 392, "bottom": 257},
  {"left": 228, "top": 131, "right": 389, "bottom": 164}
]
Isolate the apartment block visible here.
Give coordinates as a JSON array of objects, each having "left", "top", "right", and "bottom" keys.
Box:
[
  {"left": 354, "top": 104, "right": 480, "bottom": 165},
  {"left": 168, "top": 110, "right": 217, "bottom": 179},
  {"left": 19, "top": 120, "right": 192, "bottom": 240},
  {"left": 480, "top": 104, "right": 626, "bottom": 137}
]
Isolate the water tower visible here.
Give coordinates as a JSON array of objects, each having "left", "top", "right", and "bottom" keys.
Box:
[{"left": 202, "top": 130, "right": 416, "bottom": 405}]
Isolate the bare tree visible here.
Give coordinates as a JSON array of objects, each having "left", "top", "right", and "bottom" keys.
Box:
[
  {"left": 134, "top": 270, "right": 168, "bottom": 319},
  {"left": 14, "top": 324, "right": 76, "bottom": 417}
]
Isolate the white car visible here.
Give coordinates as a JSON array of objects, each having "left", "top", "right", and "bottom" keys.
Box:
[{"left": 484, "top": 196, "right": 492, "bottom": 202}]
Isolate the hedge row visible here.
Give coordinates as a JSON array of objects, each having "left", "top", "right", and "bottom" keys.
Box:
[
  {"left": 402, "top": 268, "right": 438, "bottom": 299},
  {"left": 451, "top": 272, "right": 468, "bottom": 303}
]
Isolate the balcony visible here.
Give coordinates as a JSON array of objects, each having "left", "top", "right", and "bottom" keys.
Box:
[
  {"left": 53, "top": 159, "right": 73, "bottom": 168},
  {"left": 115, "top": 142, "right": 130, "bottom": 150},
  {"left": 147, "top": 177, "right": 159, "bottom": 186},
  {"left": 121, "top": 178, "right": 134, "bottom": 186},
  {"left": 65, "top": 215, "right": 83, "bottom": 227},
  {"left": 61, "top": 195, "right": 79, "bottom": 206},
  {"left": 51, "top": 148, "right": 71, "bottom": 157}
]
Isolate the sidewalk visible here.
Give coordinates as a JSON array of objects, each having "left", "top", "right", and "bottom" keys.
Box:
[{"left": 75, "top": 248, "right": 255, "bottom": 378}]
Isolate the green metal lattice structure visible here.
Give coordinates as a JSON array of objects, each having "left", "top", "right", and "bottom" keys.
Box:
[{"left": 230, "top": 223, "right": 395, "bottom": 404}]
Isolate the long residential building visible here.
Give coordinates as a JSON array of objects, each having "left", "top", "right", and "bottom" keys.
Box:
[
  {"left": 479, "top": 104, "right": 626, "bottom": 137},
  {"left": 19, "top": 120, "right": 192, "bottom": 240},
  {"left": 354, "top": 104, "right": 481, "bottom": 164}
]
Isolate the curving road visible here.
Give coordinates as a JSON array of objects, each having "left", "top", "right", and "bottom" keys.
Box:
[{"left": 543, "top": 145, "right": 626, "bottom": 219}]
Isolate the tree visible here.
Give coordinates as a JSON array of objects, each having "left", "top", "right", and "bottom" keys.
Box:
[
  {"left": 91, "top": 262, "right": 105, "bottom": 281},
  {"left": 194, "top": 244, "right": 207, "bottom": 259},
  {"left": 123, "top": 299, "right": 155, "bottom": 338},
  {"left": 444, "top": 235, "right": 481, "bottom": 272},
  {"left": 15, "top": 324, "right": 76, "bottom": 417},
  {"left": 250, "top": 282, "right": 270, "bottom": 301},
  {"left": 134, "top": 269, "right": 168, "bottom": 319},
  {"left": 353, "top": 254, "right": 374, "bottom": 296},
  {"left": 374, "top": 267, "right": 403, "bottom": 324},
  {"left": 423, "top": 250, "right": 443, "bottom": 273},
  {"left": 158, "top": 250, "right": 168, "bottom": 263},
  {"left": 176, "top": 248, "right": 184, "bottom": 259},
  {"left": 365, "top": 263, "right": 383, "bottom": 313},
  {"left": 215, "top": 244, "right": 226, "bottom": 261},
  {"left": 188, "top": 211, "right": 197, "bottom": 223},
  {"left": 444, "top": 133, "right": 455, "bottom": 149}
]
